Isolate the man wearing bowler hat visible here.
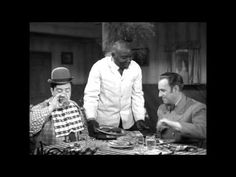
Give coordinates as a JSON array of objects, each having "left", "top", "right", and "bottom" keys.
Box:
[{"left": 30, "top": 67, "right": 88, "bottom": 153}]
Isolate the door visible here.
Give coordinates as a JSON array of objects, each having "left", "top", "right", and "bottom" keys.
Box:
[{"left": 30, "top": 51, "right": 52, "bottom": 105}]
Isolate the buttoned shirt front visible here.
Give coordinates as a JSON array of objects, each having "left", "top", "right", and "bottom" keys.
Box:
[{"left": 83, "top": 56, "right": 145, "bottom": 129}]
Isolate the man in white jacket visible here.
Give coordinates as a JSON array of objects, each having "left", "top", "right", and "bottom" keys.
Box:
[{"left": 83, "top": 40, "right": 149, "bottom": 138}]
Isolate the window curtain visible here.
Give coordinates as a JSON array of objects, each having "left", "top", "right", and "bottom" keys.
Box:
[
  {"left": 188, "top": 48, "right": 201, "bottom": 84},
  {"left": 169, "top": 46, "right": 201, "bottom": 84}
]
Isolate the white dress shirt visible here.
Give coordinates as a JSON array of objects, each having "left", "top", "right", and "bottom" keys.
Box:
[{"left": 83, "top": 56, "right": 145, "bottom": 129}]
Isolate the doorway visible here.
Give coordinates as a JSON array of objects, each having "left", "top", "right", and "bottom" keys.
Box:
[{"left": 30, "top": 51, "right": 52, "bottom": 105}]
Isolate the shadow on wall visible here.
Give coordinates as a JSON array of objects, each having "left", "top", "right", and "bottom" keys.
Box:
[{"left": 70, "top": 84, "right": 86, "bottom": 107}]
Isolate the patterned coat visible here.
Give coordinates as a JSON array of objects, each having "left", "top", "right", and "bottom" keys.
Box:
[{"left": 30, "top": 98, "right": 88, "bottom": 151}]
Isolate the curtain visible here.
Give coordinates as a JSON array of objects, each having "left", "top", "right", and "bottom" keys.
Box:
[
  {"left": 188, "top": 48, "right": 201, "bottom": 84},
  {"left": 171, "top": 47, "right": 201, "bottom": 84}
]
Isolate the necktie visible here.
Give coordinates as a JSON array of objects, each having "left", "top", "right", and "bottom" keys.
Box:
[
  {"left": 118, "top": 68, "right": 124, "bottom": 76},
  {"left": 167, "top": 104, "right": 175, "bottom": 112}
]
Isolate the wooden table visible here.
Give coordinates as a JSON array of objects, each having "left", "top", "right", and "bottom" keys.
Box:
[{"left": 40, "top": 131, "right": 206, "bottom": 155}]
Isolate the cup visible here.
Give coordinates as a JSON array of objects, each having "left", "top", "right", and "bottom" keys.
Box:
[
  {"left": 58, "top": 95, "right": 70, "bottom": 108},
  {"left": 145, "top": 136, "right": 156, "bottom": 150},
  {"left": 136, "top": 135, "right": 144, "bottom": 146}
]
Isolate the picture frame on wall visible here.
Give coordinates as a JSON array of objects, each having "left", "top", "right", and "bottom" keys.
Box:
[
  {"left": 61, "top": 52, "right": 73, "bottom": 65},
  {"left": 172, "top": 49, "right": 192, "bottom": 84}
]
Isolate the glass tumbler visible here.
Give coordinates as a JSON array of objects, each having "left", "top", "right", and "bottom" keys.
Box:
[
  {"left": 136, "top": 134, "right": 145, "bottom": 146},
  {"left": 145, "top": 136, "right": 156, "bottom": 150}
]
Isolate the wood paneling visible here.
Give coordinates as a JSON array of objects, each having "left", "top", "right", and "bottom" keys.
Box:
[
  {"left": 30, "top": 33, "right": 103, "bottom": 85},
  {"left": 30, "top": 51, "right": 51, "bottom": 105},
  {"left": 30, "top": 22, "right": 206, "bottom": 85},
  {"left": 141, "top": 22, "right": 206, "bottom": 84},
  {"left": 30, "top": 22, "right": 102, "bottom": 38}
]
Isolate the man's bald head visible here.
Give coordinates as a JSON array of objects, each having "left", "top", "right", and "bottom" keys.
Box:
[{"left": 111, "top": 40, "right": 131, "bottom": 54}]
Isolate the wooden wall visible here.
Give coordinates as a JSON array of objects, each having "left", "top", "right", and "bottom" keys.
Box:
[
  {"left": 141, "top": 22, "right": 206, "bottom": 84},
  {"left": 30, "top": 33, "right": 103, "bottom": 85},
  {"left": 30, "top": 22, "right": 206, "bottom": 85},
  {"left": 29, "top": 23, "right": 206, "bottom": 134}
]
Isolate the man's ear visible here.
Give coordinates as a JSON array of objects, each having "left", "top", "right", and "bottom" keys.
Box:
[{"left": 173, "top": 85, "right": 180, "bottom": 92}]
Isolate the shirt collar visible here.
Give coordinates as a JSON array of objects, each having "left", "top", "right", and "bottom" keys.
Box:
[
  {"left": 109, "top": 56, "right": 119, "bottom": 70},
  {"left": 165, "top": 94, "right": 185, "bottom": 112},
  {"left": 175, "top": 94, "right": 182, "bottom": 106},
  {"left": 174, "top": 94, "right": 187, "bottom": 113},
  {"left": 108, "top": 55, "right": 132, "bottom": 73}
]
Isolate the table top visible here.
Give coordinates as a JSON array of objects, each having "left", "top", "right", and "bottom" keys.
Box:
[{"left": 41, "top": 131, "right": 206, "bottom": 155}]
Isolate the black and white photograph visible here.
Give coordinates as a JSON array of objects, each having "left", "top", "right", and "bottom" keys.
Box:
[{"left": 29, "top": 22, "right": 207, "bottom": 155}]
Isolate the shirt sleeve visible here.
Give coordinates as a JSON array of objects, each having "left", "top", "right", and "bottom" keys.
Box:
[
  {"left": 29, "top": 101, "right": 51, "bottom": 136},
  {"left": 157, "top": 105, "right": 164, "bottom": 121},
  {"left": 156, "top": 105, "right": 166, "bottom": 131},
  {"left": 83, "top": 62, "right": 101, "bottom": 120},
  {"left": 179, "top": 103, "right": 206, "bottom": 139},
  {"left": 131, "top": 65, "right": 145, "bottom": 121}
]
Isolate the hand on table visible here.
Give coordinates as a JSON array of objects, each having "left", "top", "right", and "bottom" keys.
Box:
[
  {"left": 136, "top": 120, "right": 150, "bottom": 135},
  {"left": 156, "top": 118, "right": 182, "bottom": 132},
  {"left": 87, "top": 119, "right": 99, "bottom": 138}
]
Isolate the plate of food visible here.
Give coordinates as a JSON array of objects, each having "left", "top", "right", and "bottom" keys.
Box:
[
  {"left": 96, "top": 126, "right": 126, "bottom": 136},
  {"left": 144, "top": 148, "right": 173, "bottom": 155},
  {"left": 108, "top": 140, "right": 135, "bottom": 149}
]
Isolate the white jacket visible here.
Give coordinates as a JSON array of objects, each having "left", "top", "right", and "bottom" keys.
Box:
[{"left": 83, "top": 56, "right": 145, "bottom": 129}]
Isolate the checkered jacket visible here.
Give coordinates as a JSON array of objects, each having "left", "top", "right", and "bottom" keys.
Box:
[{"left": 30, "top": 98, "right": 88, "bottom": 146}]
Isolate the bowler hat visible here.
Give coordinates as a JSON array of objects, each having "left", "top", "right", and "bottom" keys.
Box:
[{"left": 48, "top": 67, "right": 73, "bottom": 84}]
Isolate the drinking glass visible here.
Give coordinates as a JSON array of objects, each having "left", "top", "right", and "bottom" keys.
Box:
[
  {"left": 136, "top": 134, "right": 144, "bottom": 146},
  {"left": 134, "top": 135, "right": 145, "bottom": 154},
  {"left": 145, "top": 136, "right": 156, "bottom": 150},
  {"left": 58, "top": 95, "right": 70, "bottom": 108}
]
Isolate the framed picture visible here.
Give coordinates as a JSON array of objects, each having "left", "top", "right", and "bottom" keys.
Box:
[
  {"left": 132, "top": 48, "right": 149, "bottom": 66},
  {"left": 61, "top": 52, "right": 73, "bottom": 65},
  {"left": 172, "top": 49, "right": 192, "bottom": 84}
]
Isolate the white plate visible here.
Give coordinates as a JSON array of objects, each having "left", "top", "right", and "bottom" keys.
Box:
[
  {"left": 108, "top": 141, "right": 135, "bottom": 149},
  {"left": 144, "top": 149, "right": 172, "bottom": 155},
  {"left": 109, "top": 145, "right": 134, "bottom": 149},
  {"left": 109, "top": 144, "right": 134, "bottom": 149}
]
